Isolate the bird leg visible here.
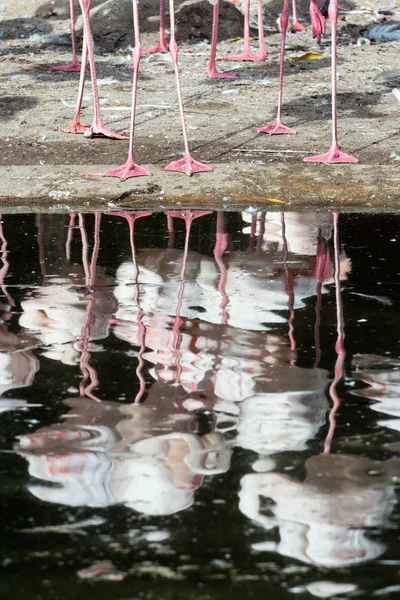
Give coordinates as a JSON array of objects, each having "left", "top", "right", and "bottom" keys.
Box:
[
  {"left": 104, "top": 0, "right": 150, "bottom": 179},
  {"left": 310, "top": 0, "right": 326, "bottom": 41},
  {"left": 221, "top": 0, "right": 266, "bottom": 61},
  {"left": 53, "top": 0, "right": 81, "bottom": 71},
  {"left": 291, "top": 0, "right": 306, "bottom": 32},
  {"left": 61, "top": 28, "right": 89, "bottom": 134},
  {"left": 77, "top": 0, "right": 127, "bottom": 139},
  {"left": 142, "top": 0, "right": 168, "bottom": 53},
  {"left": 256, "top": 0, "right": 295, "bottom": 135},
  {"left": 304, "top": 0, "right": 357, "bottom": 162},
  {"left": 206, "top": 2, "right": 237, "bottom": 79},
  {"left": 165, "top": 0, "right": 212, "bottom": 175}
]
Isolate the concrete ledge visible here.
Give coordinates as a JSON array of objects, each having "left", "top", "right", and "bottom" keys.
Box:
[{"left": 0, "top": 164, "right": 399, "bottom": 213}]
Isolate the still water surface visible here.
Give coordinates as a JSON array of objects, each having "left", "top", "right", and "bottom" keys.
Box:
[{"left": 1, "top": 211, "right": 400, "bottom": 600}]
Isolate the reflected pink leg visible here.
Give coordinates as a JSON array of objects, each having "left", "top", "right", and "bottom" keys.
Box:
[
  {"left": 142, "top": 0, "right": 168, "bottom": 53},
  {"left": 291, "top": 0, "right": 306, "bottom": 32},
  {"left": 0, "top": 218, "right": 15, "bottom": 309},
  {"left": 168, "top": 211, "right": 211, "bottom": 382},
  {"left": 221, "top": 0, "right": 266, "bottom": 61},
  {"left": 304, "top": 0, "right": 357, "bottom": 163},
  {"left": 78, "top": 0, "right": 127, "bottom": 139},
  {"left": 104, "top": 0, "right": 150, "bottom": 179},
  {"left": 206, "top": 2, "right": 237, "bottom": 79},
  {"left": 256, "top": 0, "right": 296, "bottom": 135},
  {"left": 324, "top": 212, "right": 345, "bottom": 453},
  {"left": 281, "top": 213, "right": 297, "bottom": 365},
  {"left": 313, "top": 238, "right": 329, "bottom": 369},
  {"left": 61, "top": 29, "right": 89, "bottom": 134},
  {"left": 213, "top": 212, "right": 230, "bottom": 325},
  {"left": 165, "top": 3, "right": 212, "bottom": 175},
  {"left": 53, "top": 0, "right": 81, "bottom": 71},
  {"left": 66, "top": 214, "right": 76, "bottom": 262}
]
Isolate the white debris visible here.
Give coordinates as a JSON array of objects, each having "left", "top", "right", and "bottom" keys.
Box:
[
  {"left": 48, "top": 190, "right": 70, "bottom": 200},
  {"left": 306, "top": 581, "right": 357, "bottom": 598}
]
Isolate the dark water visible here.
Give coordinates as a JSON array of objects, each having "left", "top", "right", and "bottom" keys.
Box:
[{"left": 1, "top": 210, "right": 400, "bottom": 600}]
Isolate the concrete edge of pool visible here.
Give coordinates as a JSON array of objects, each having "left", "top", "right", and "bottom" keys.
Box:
[{"left": 0, "top": 163, "right": 399, "bottom": 213}]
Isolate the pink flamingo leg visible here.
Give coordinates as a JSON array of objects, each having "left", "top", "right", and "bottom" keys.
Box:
[
  {"left": 53, "top": 0, "right": 81, "bottom": 71},
  {"left": 78, "top": 0, "right": 127, "bottom": 139},
  {"left": 142, "top": 0, "right": 168, "bottom": 54},
  {"left": 324, "top": 212, "right": 345, "bottom": 453},
  {"left": 310, "top": 0, "right": 326, "bottom": 41},
  {"left": 165, "top": 3, "right": 212, "bottom": 176},
  {"left": 104, "top": 0, "right": 150, "bottom": 179},
  {"left": 206, "top": 2, "right": 237, "bottom": 79},
  {"left": 256, "top": 0, "right": 296, "bottom": 135},
  {"left": 291, "top": 0, "right": 306, "bottom": 32},
  {"left": 304, "top": 0, "right": 357, "bottom": 163},
  {"left": 221, "top": 0, "right": 266, "bottom": 62},
  {"left": 61, "top": 29, "right": 89, "bottom": 134}
]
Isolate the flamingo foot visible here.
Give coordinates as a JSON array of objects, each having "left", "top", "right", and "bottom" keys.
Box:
[
  {"left": 104, "top": 160, "right": 151, "bottom": 180},
  {"left": 220, "top": 50, "right": 266, "bottom": 62},
  {"left": 142, "top": 42, "right": 168, "bottom": 54},
  {"left": 61, "top": 122, "right": 90, "bottom": 134},
  {"left": 52, "top": 59, "right": 81, "bottom": 72},
  {"left": 291, "top": 21, "right": 307, "bottom": 32},
  {"left": 256, "top": 120, "right": 296, "bottom": 135},
  {"left": 206, "top": 66, "right": 238, "bottom": 79},
  {"left": 304, "top": 143, "right": 357, "bottom": 163},
  {"left": 84, "top": 123, "right": 127, "bottom": 140},
  {"left": 166, "top": 154, "right": 213, "bottom": 176}
]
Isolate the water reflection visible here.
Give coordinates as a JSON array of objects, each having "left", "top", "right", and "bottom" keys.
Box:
[{"left": 0, "top": 210, "right": 399, "bottom": 598}]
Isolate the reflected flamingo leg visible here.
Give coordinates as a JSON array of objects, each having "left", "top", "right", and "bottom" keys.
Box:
[{"left": 324, "top": 212, "right": 345, "bottom": 453}]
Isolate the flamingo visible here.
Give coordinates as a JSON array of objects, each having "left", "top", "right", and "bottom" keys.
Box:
[
  {"left": 52, "top": 0, "right": 81, "bottom": 72},
  {"left": 105, "top": 0, "right": 212, "bottom": 178},
  {"left": 304, "top": 0, "right": 357, "bottom": 163},
  {"left": 62, "top": 0, "right": 127, "bottom": 138}
]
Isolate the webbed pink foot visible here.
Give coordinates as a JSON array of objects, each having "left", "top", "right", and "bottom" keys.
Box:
[
  {"left": 291, "top": 21, "right": 306, "bottom": 32},
  {"left": 52, "top": 59, "right": 81, "bottom": 72},
  {"left": 84, "top": 124, "right": 127, "bottom": 140},
  {"left": 304, "top": 143, "right": 357, "bottom": 163},
  {"left": 256, "top": 120, "right": 296, "bottom": 135},
  {"left": 61, "top": 122, "right": 90, "bottom": 134},
  {"left": 104, "top": 160, "right": 151, "bottom": 180},
  {"left": 142, "top": 43, "right": 168, "bottom": 54},
  {"left": 206, "top": 66, "right": 238, "bottom": 79},
  {"left": 166, "top": 154, "right": 213, "bottom": 176},
  {"left": 220, "top": 50, "right": 266, "bottom": 62}
]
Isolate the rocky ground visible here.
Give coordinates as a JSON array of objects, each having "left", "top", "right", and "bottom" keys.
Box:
[{"left": 1, "top": 0, "right": 400, "bottom": 211}]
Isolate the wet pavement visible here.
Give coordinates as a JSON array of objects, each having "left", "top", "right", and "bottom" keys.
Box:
[{"left": 1, "top": 210, "right": 400, "bottom": 599}]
